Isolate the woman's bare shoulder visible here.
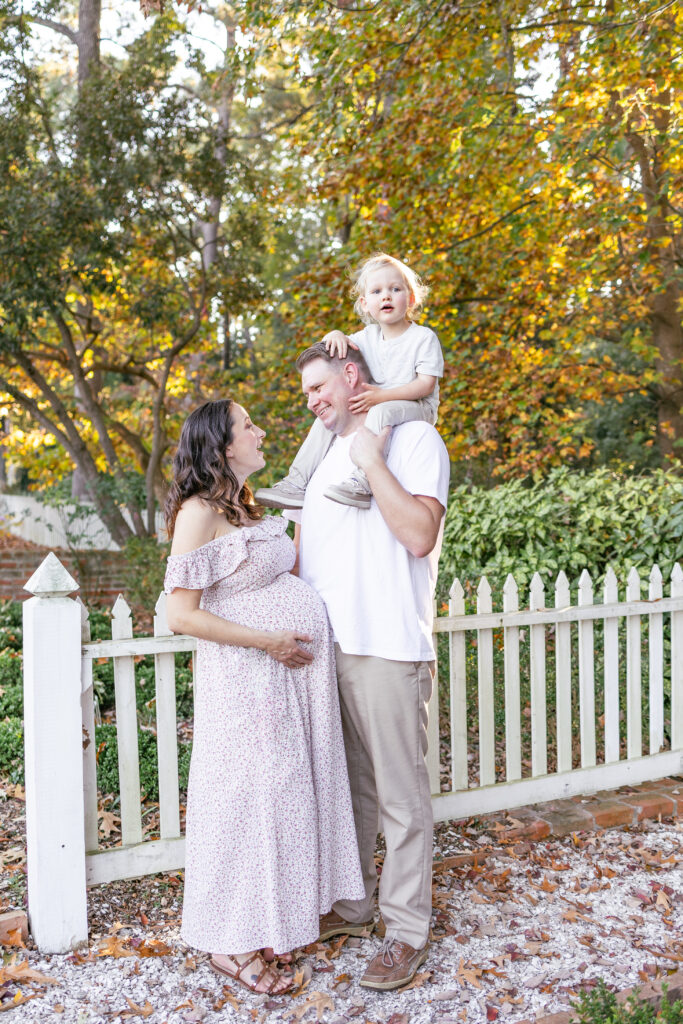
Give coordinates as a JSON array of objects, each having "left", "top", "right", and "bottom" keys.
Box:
[{"left": 171, "top": 497, "right": 237, "bottom": 555}]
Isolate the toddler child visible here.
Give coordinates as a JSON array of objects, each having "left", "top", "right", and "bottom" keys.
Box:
[{"left": 255, "top": 252, "right": 444, "bottom": 510}]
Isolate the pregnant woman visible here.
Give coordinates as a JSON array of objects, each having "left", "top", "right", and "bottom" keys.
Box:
[{"left": 164, "top": 400, "right": 364, "bottom": 996}]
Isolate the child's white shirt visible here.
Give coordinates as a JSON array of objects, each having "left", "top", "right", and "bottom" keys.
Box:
[{"left": 348, "top": 322, "right": 444, "bottom": 418}]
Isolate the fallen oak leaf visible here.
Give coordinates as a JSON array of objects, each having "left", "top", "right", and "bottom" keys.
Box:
[
  {"left": 96, "top": 936, "right": 134, "bottom": 959},
  {"left": 0, "top": 962, "right": 60, "bottom": 986},
  {"left": 213, "top": 985, "right": 240, "bottom": 1011},
  {"left": 656, "top": 890, "right": 673, "bottom": 912},
  {"left": 283, "top": 991, "right": 334, "bottom": 1022},
  {"left": 120, "top": 997, "right": 154, "bottom": 1019},
  {"left": 98, "top": 810, "right": 121, "bottom": 838},
  {"left": 1, "top": 928, "right": 25, "bottom": 949},
  {"left": 135, "top": 939, "right": 173, "bottom": 958},
  {"left": 182, "top": 1009, "right": 207, "bottom": 1023},
  {"left": 402, "top": 970, "right": 432, "bottom": 991},
  {"left": 68, "top": 951, "right": 95, "bottom": 965},
  {"left": 0, "top": 992, "right": 39, "bottom": 1012},
  {"left": 331, "top": 973, "right": 352, "bottom": 989},
  {"left": 290, "top": 966, "right": 310, "bottom": 997},
  {"left": 456, "top": 959, "right": 484, "bottom": 989}
]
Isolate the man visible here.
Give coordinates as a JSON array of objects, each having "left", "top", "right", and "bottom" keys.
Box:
[{"left": 289, "top": 342, "right": 449, "bottom": 991}]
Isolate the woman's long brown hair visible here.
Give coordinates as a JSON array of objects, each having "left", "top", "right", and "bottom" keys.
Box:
[{"left": 164, "top": 399, "right": 263, "bottom": 539}]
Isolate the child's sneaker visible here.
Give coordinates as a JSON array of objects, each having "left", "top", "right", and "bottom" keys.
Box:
[
  {"left": 254, "top": 481, "right": 305, "bottom": 510},
  {"left": 324, "top": 476, "right": 372, "bottom": 510}
]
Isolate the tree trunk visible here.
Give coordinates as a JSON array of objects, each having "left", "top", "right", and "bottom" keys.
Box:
[
  {"left": 652, "top": 285, "right": 683, "bottom": 458},
  {"left": 77, "top": 0, "right": 101, "bottom": 86}
]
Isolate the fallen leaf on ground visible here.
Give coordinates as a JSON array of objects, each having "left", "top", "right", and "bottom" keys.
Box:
[
  {"left": 213, "top": 985, "right": 240, "bottom": 1011},
  {"left": 0, "top": 847, "right": 24, "bottom": 867},
  {"left": 0, "top": 962, "right": 60, "bottom": 986},
  {"left": 290, "top": 966, "right": 310, "bottom": 996},
  {"left": 98, "top": 810, "right": 121, "bottom": 838},
  {"left": 1, "top": 928, "right": 25, "bottom": 949},
  {"left": 135, "top": 939, "right": 173, "bottom": 957},
  {"left": 457, "top": 959, "right": 484, "bottom": 989},
  {"left": 0, "top": 992, "right": 39, "bottom": 1012},
  {"left": 120, "top": 997, "right": 154, "bottom": 1019},
  {"left": 402, "top": 970, "right": 432, "bottom": 991},
  {"left": 97, "top": 935, "right": 133, "bottom": 959},
  {"left": 283, "top": 991, "right": 334, "bottom": 1022}
]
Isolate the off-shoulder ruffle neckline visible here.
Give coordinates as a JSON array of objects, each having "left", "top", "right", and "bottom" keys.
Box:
[{"left": 167, "top": 515, "right": 285, "bottom": 560}]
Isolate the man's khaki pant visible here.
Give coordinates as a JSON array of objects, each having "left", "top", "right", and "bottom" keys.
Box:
[{"left": 332, "top": 648, "right": 433, "bottom": 949}]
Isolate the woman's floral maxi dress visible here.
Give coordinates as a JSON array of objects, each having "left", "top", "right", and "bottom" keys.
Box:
[{"left": 164, "top": 516, "right": 365, "bottom": 955}]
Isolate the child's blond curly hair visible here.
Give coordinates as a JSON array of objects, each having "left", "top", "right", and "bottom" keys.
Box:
[{"left": 350, "top": 253, "right": 429, "bottom": 325}]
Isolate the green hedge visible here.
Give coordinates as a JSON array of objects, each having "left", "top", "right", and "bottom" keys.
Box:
[
  {"left": 0, "top": 717, "right": 23, "bottom": 784},
  {"left": 439, "top": 466, "right": 683, "bottom": 603},
  {"left": 572, "top": 980, "right": 683, "bottom": 1023},
  {"left": 95, "top": 723, "right": 192, "bottom": 801},
  {"left": 0, "top": 719, "right": 192, "bottom": 795}
]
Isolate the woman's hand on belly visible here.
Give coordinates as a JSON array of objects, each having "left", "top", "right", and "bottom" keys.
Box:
[{"left": 262, "top": 630, "right": 314, "bottom": 668}]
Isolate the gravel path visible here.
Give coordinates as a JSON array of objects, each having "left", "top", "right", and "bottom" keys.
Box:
[{"left": 2, "top": 807, "right": 683, "bottom": 1023}]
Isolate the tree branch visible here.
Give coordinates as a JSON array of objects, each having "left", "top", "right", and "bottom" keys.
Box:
[
  {"left": 30, "top": 15, "right": 78, "bottom": 45},
  {"left": 438, "top": 199, "right": 539, "bottom": 252}
]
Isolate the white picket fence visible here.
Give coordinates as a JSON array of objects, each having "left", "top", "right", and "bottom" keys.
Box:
[
  {"left": 23, "top": 554, "right": 683, "bottom": 951},
  {"left": 430, "top": 564, "right": 683, "bottom": 823}
]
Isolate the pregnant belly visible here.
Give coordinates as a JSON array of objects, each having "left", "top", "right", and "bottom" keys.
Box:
[{"left": 205, "top": 572, "right": 330, "bottom": 642}]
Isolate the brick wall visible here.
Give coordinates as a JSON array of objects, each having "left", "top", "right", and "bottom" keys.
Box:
[{"left": 0, "top": 532, "right": 130, "bottom": 606}]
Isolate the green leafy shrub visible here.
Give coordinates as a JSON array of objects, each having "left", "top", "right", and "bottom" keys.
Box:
[
  {"left": 439, "top": 466, "right": 683, "bottom": 603},
  {"left": 571, "top": 980, "right": 683, "bottom": 1023},
  {"left": 0, "top": 601, "right": 23, "bottom": 660},
  {"left": 0, "top": 683, "right": 22, "bottom": 719},
  {"left": 93, "top": 653, "right": 193, "bottom": 718},
  {"left": 0, "top": 650, "right": 21, "bottom": 687},
  {"left": 0, "top": 600, "right": 23, "bottom": 633},
  {"left": 95, "top": 723, "right": 191, "bottom": 800},
  {"left": 0, "top": 717, "right": 24, "bottom": 784},
  {"left": 122, "top": 536, "right": 171, "bottom": 613}
]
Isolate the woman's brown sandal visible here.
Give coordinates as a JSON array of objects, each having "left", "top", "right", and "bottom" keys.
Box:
[{"left": 210, "top": 952, "right": 293, "bottom": 995}]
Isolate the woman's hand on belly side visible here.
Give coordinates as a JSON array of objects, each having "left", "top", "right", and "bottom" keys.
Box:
[
  {"left": 262, "top": 630, "right": 313, "bottom": 667},
  {"left": 167, "top": 588, "right": 312, "bottom": 666}
]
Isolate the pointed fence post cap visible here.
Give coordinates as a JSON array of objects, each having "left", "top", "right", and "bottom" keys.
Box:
[{"left": 24, "top": 552, "right": 79, "bottom": 597}]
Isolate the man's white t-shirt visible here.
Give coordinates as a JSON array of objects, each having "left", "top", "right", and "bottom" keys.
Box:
[
  {"left": 295, "top": 421, "right": 450, "bottom": 663},
  {"left": 350, "top": 323, "right": 444, "bottom": 419}
]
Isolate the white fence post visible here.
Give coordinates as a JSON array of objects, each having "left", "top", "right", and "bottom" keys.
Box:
[
  {"left": 578, "top": 570, "right": 596, "bottom": 768},
  {"left": 477, "top": 576, "right": 495, "bottom": 786},
  {"left": 554, "top": 571, "right": 572, "bottom": 773},
  {"left": 23, "top": 553, "right": 88, "bottom": 952},
  {"left": 449, "top": 578, "right": 468, "bottom": 791},
  {"left": 503, "top": 574, "right": 521, "bottom": 782},
  {"left": 603, "top": 568, "right": 620, "bottom": 764},
  {"left": 529, "top": 573, "right": 547, "bottom": 776}
]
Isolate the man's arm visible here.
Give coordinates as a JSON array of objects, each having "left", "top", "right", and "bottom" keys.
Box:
[{"left": 350, "top": 426, "right": 444, "bottom": 558}]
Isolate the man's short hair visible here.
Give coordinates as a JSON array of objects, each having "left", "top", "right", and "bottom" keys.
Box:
[{"left": 295, "top": 341, "right": 373, "bottom": 382}]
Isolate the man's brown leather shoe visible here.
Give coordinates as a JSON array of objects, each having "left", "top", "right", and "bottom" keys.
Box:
[
  {"left": 318, "top": 910, "right": 375, "bottom": 942},
  {"left": 359, "top": 938, "right": 429, "bottom": 990}
]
